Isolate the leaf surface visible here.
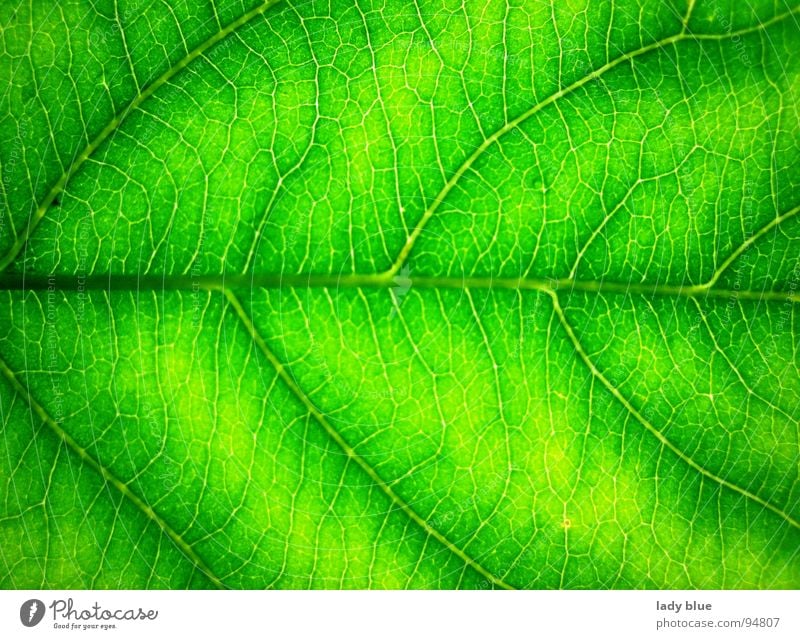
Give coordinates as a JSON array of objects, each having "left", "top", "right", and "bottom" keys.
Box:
[{"left": 1, "top": 0, "right": 799, "bottom": 588}]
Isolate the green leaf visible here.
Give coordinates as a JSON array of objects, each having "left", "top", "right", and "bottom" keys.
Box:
[{"left": 1, "top": 0, "right": 799, "bottom": 589}]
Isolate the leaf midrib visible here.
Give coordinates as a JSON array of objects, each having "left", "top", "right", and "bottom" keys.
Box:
[
  {"left": 3, "top": 0, "right": 799, "bottom": 589},
  {"left": 3, "top": 193, "right": 799, "bottom": 297},
  {"left": 3, "top": 198, "right": 798, "bottom": 300},
  {"left": 2, "top": 272, "right": 798, "bottom": 304}
]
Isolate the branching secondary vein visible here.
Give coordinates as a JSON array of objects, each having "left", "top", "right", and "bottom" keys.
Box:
[
  {"left": 0, "top": 0, "right": 286, "bottom": 273},
  {"left": 547, "top": 290, "right": 800, "bottom": 532},
  {"left": 223, "top": 289, "right": 515, "bottom": 589},
  {"left": 0, "top": 354, "right": 228, "bottom": 589}
]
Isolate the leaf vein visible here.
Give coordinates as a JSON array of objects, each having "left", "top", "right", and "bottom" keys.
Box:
[
  {"left": 547, "top": 290, "right": 800, "bottom": 531},
  {"left": 223, "top": 288, "right": 516, "bottom": 589},
  {"left": 0, "top": 0, "right": 287, "bottom": 272},
  {"left": 0, "top": 353, "right": 227, "bottom": 588}
]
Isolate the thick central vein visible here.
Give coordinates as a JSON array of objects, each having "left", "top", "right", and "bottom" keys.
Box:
[{"left": 2, "top": 272, "right": 797, "bottom": 304}]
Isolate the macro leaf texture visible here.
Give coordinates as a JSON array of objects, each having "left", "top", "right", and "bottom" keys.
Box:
[{"left": 0, "top": 0, "right": 799, "bottom": 589}]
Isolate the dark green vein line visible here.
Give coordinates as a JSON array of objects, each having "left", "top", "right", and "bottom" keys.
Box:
[
  {"left": 2, "top": 271, "right": 797, "bottom": 304},
  {"left": 384, "top": 5, "right": 800, "bottom": 277},
  {"left": 0, "top": 355, "right": 227, "bottom": 589},
  {"left": 0, "top": 0, "right": 286, "bottom": 272},
  {"left": 385, "top": 29, "right": 685, "bottom": 277},
  {"left": 223, "top": 289, "right": 515, "bottom": 590},
  {"left": 706, "top": 203, "right": 800, "bottom": 288},
  {"left": 546, "top": 290, "right": 800, "bottom": 531}
]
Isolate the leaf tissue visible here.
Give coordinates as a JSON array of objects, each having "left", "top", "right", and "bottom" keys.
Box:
[{"left": 0, "top": 0, "right": 799, "bottom": 589}]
